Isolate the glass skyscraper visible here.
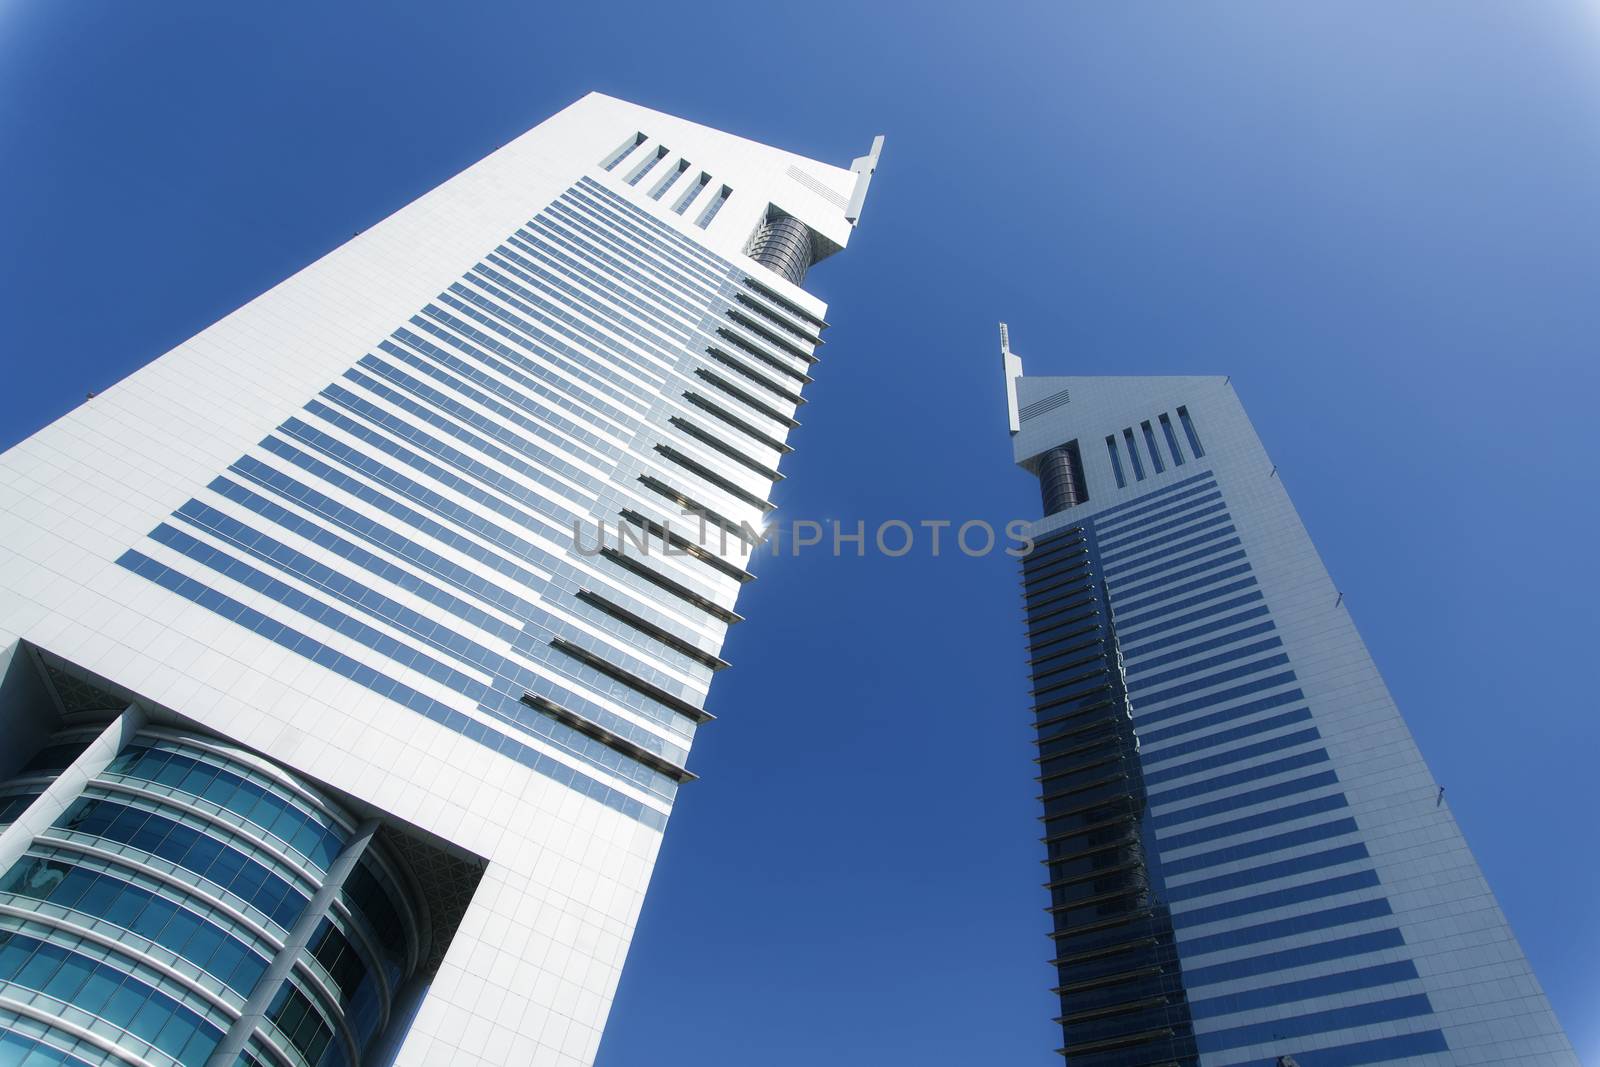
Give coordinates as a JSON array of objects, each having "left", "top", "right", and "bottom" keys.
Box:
[
  {"left": 999, "top": 329, "right": 1576, "bottom": 1066},
  {"left": 0, "top": 94, "right": 881, "bottom": 1065}
]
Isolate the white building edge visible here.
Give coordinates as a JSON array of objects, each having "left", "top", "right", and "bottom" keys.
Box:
[{"left": 0, "top": 93, "right": 881, "bottom": 1065}]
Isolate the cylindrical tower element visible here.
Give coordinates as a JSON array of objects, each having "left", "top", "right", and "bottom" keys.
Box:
[
  {"left": 0, "top": 727, "right": 422, "bottom": 1067},
  {"left": 1038, "top": 444, "right": 1086, "bottom": 515},
  {"left": 746, "top": 214, "right": 815, "bottom": 286}
]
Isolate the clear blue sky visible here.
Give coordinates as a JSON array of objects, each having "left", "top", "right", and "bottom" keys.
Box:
[{"left": 2, "top": 2, "right": 1596, "bottom": 1062}]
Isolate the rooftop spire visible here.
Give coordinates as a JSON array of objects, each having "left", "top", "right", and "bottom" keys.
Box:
[
  {"left": 845, "top": 134, "right": 885, "bottom": 226},
  {"left": 1000, "top": 321, "right": 1024, "bottom": 434}
]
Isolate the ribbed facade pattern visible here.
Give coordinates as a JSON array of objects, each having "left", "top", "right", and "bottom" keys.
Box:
[
  {"left": 114, "top": 177, "right": 824, "bottom": 831},
  {"left": 1024, "top": 525, "right": 1199, "bottom": 1065},
  {"left": 0, "top": 94, "right": 872, "bottom": 1066},
  {"left": 1023, "top": 466, "right": 1455, "bottom": 1064}
]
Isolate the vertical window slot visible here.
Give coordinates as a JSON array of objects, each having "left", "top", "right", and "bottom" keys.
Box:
[
  {"left": 651, "top": 159, "right": 690, "bottom": 201},
  {"left": 1159, "top": 413, "right": 1186, "bottom": 466},
  {"left": 1106, "top": 435, "right": 1127, "bottom": 489},
  {"left": 696, "top": 185, "right": 733, "bottom": 228},
  {"left": 602, "top": 133, "right": 647, "bottom": 171},
  {"left": 1122, "top": 427, "right": 1146, "bottom": 481},
  {"left": 674, "top": 172, "right": 711, "bottom": 215},
  {"left": 1140, "top": 421, "right": 1165, "bottom": 474},
  {"left": 1177, "top": 405, "right": 1205, "bottom": 458},
  {"left": 626, "top": 145, "right": 670, "bottom": 186}
]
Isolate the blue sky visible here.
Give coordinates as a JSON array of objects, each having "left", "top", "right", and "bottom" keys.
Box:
[{"left": 3, "top": 2, "right": 1597, "bottom": 1062}]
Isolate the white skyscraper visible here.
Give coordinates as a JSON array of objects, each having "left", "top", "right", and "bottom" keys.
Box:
[{"left": 0, "top": 94, "right": 881, "bottom": 1066}]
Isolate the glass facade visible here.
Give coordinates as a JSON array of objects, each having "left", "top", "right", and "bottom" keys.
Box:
[
  {"left": 0, "top": 728, "right": 421, "bottom": 1067},
  {"left": 0, "top": 95, "right": 874, "bottom": 1066},
  {"left": 1006, "top": 365, "right": 1577, "bottom": 1063},
  {"left": 115, "top": 176, "right": 824, "bottom": 834},
  {"left": 1022, "top": 473, "right": 1451, "bottom": 1064}
]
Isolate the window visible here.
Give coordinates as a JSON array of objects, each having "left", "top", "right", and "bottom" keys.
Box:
[
  {"left": 1123, "top": 428, "right": 1146, "bottom": 481},
  {"left": 601, "top": 132, "right": 646, "bottom": 171},
  {"left": 1159, "top": 412, "right": 1186, "bottom": 466},
  {"left": 625, "top": 145, "right": 669, "bottom": 186},
  {"left": 1178, "top": 405, "right": 1205, "bottom": 458},
  {"left": 696, "top": 185, "right": 732, "bottom": 228},
  {"left": 673, "top": 172, "right": 711, "bottom": 214},
  {"left": 1105, "top": 435, "right": 1127, "bottom": 488},
  {"left": 650, "top": 159, "right": 690, "bottom": 200},
  {"left": 1141, "top": 421, "right": 1165, "bottom": 474}
]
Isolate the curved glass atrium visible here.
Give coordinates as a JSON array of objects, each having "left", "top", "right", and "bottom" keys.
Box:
[{"left": 0, "top": 655, "right": 480, "bottom": 1067}]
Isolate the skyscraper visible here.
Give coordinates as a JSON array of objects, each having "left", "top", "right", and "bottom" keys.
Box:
[
  {"left": 1000, "top": 328, "right": 1576, "bottom": 1066},
  {"left": 0, "top": 93, "right": 881, "bottom": 1066}
]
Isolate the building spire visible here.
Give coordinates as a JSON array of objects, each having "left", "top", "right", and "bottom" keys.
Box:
[
  {"left": 845, "top": 135, "right": 885, "bottom": 226},
  {"left": 1000, "top": 321, "right": 1024, "bottom": 434}
]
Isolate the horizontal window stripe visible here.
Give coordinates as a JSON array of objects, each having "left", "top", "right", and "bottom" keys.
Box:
[
  {"left": 477, "top": 253, "right": 684, "bottom": 378},
  {"left": 1143, "top": 727, "right": 1321, "bottom": 788},
  {"left": 1152, "top": 769, "right": 1340, "bottom": 829},
  {"left": 358, "top": 353, "right": 611, "bottom": 479},
  {"left": 233, "top": 448, "right": 544, "bottom": 606},
  {"left": 1184, "top": 902, "right": 1395, "bottom": 959},
  {"left": 575, "top": 180, "right": 731, "bottom": 282},
  {"left": 1183, "top": 927, "right": 1408, "bottom": 987},
  {"left": 1101, "top": 519, "right": 1237, "bottom": 579},
  {"left": 1127, "top": 631, "right": 1281, "bottom": 683},
  {"left": 1087, "top": 471, "right": 1217, "bottom": 528},
  {"left": 1138, "top": 686, "right": 1305, "bottom": 743},
  {"left": 438, "top": 289, "right": 648, "bottom": 410},
  {"left": 1116, "top": 576, "right": 1260, "bottom": 632},
  {"left": 1133, "top": 656, "right": 1293, "bottom": 715},
  {"left": 1097, "top": 493, "right": 1226, "bottom": 549},
  {"left": 1103, "top": 512, "right": 1239, "bottom": 575},
  {"left": 113, "top": 179, "right": 767, "bottom": 830},
  {"left": 117, "top": 550, "right": 668, "bottom": 830},
  {"left": 1193, "top": 993, "right": 1434, "bottom": 1054},
  {"left": 1142, "top": 707, "right": 1316, "bottom": 767},
  {"left": 532, "top": 209, "right": 714, "bottom": 316},
  {"left": 415, "top": 306, "right": 639, "bottom": 429},
  {"left": 1158, "top": 792, "right": 1349, "bottom": 852},
  {"left": 1098, "top": 498, "right": 1228, "bottom": 555},
  {"left": 1093, "top": 476, "right": 1219, "bottom": 529},
  {"left": 178, "top": 497, "right": 511, "bottom": 640},
  {"left": 161, "top": 523, "right": 690, "bottom": 796},
  {"left": 505, "top": 230, "right": 694, "bottom": 343},
  {"left": 1112, "top": 556, "right": 1251, "bottom": 615},
  {"left": 1163, "top": 817, "right": 1357, "bottom": 877},
  {"left": 384, "top": 332, "right": 626, "bottom": 458},
  {"left": 207, "top": 473, "right": 537, "bottom": 622},
  {"left": 1189, "top": 960, "right": 1419, "bottom": 1021},
  {"left": 1108, "top": 539, "right": 1245, "bottom": 598},
  {"left": 146, "top": 522, "right": 489, "bottom": 698},
  {"left": 1225, "top": 1029, "right": 1449, "bottom": 1067},
  {"left": 565, "top": 185, "right": 727, "bottom": 285},
  {"left": 1165, "top": 843, "right": 1370, "bottom": 903},
  {"left": 147, "top": 523, "right": 686, "bottom": 799},
  {"left": 1172, "top": 869, "right": 1382, "bottom": 930},
  {"left": 1149, "top": 748, "right": 1330, "bottom": 809},
  {"left": 1136, "top": 670, "right": 1299, "bottom": 729},
  {"left": 1116, "top": 591, "right": 1266, "bottom": 645},
  {"left": 1122, "top": 605, "right": 1271, "bottom": 662}
]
